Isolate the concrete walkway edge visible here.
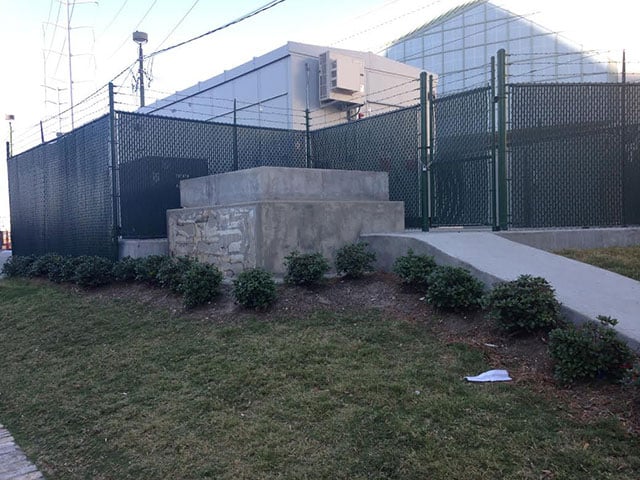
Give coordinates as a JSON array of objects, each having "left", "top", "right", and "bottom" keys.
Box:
[
  {"left": 0, "top": 425, "right": 44, "bottom": 480},
  {"left": 363, "top": 231, "right": 640, "bottom": 351}
]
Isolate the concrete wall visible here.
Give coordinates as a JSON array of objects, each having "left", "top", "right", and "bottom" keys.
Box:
[
  {"left": 180, "top": 167, "right": 390, "bottom": 207},
  {"left": 168, "top": 200, "right": 403, "bottom": 277},
  {"left": 362, "top": 233, "right": 505, "bottom": 288},
  {"left": 119, "top": 239, "right": 169, "bottom": 259},
  {"left": 496, "top": 227, "right": 640, "bottom": 252}
]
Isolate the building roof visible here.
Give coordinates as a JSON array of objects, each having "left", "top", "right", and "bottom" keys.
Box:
[{"left": 389, "top": 0, "right": 487, "bottom": 44}]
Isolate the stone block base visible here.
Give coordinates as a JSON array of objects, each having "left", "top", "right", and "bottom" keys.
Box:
[{"left": 167, "top": 200, "right": 404, "bottom": 277}]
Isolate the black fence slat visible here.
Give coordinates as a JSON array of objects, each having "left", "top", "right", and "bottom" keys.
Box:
[
  {"left": 8, "top": 116, "right": 114, "bottom": 259},
  {"left": 431, "top": 87, "right": 493, "bottom": 226},
  {"left": 310, "top": 106, "right": 421, "bottom": 228}
]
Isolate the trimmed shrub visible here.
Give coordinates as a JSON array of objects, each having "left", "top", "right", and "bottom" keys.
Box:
[
  {"left": 182, "top": 262, "right": 223, "bottom": 309},
  {"left": 2, "top": 255, "right": 36, "bottom": 278},
  {"left": 48, "top": 256, "right": 72, "bottom": 283},
  {"left": 335, "top": 242, "right": 376, "bottom": 279},
  {"left": 425, "top": 265, "right": 484, "bottom": 311},
  {"left": 73, "top": 256, "right": 114, "bottom": 288},
  {"left": 53, "top": 256, "right": 87, "bottom": 284},
  {"left": 156, "top": 256, "right": 197, "bottom": 293},
  {"left": 134, "top": 255, "right": 168, "bottom": 285},
  {"left": 112, "top": 256, "right": 141, "bottom": 282},
  {"left": 392, "top": 249, "right": 437, "bottom": 288},
  {"left": 233, "top": 268, "right": 277, "bottom": 310},
  {"left": 28, "top": 253, "right": 65, "bottom": 278},
  {"left": 284, "top": 250, "right": 330, "bottom": 286},
  {"left": 485, "top": 275, "right": 561, "bottom": 333},
  {"left": 549, "top": 315, "right": 634, "bottom": 384}
]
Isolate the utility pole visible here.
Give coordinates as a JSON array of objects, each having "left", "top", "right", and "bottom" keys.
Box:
[
  {"left": 66, "top": 0, "right": 75, "bottom": 128},
  {"left": 5, "top": 115, "right": 14, "bottom": 158},
  {"left": 133, "top": 31, "right": 148, "bottom": 107}
]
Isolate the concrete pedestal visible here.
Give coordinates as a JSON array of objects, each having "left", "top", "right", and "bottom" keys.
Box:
[{"left": 167, "top": 167, "right": 404, "bottom": 277}]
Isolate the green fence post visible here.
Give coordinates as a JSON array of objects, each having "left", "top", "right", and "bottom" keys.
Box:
[
  {"left": 420, "top": 71, "right": 429, "bottom": 232},
  {"left": 496, "top": 49, "right": 508, "bottom": 230},
  {"left": 233, "top": 99, "right": 239, "bottom": 171},
  {"left": 491, "top": 55, "right": 498, "bottom": 231},
  {"left": 108, "top": 82, "right": 120, "bottom": 259},
  {"left": 305, "top": 109, "right": 311, "bottom": 168}
]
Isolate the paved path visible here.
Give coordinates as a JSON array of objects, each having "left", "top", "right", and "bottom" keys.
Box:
[
  {"left": 364, "top": 231, "right": 640, "bottom": 350},
  {"left": 0, "top": 425, "right": 44, "bottom": 480},
  {"left": 0, "top": 251, "right": 10, "bottom": 278}
]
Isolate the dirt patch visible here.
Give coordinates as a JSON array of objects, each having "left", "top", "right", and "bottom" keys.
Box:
[{"left": 73, "top": 272, "right": 640, "bottom": 435}]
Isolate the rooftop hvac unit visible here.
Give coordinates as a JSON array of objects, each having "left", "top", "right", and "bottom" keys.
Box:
[{"left": 319, "top": 51, "right": 365, "bottom": 106}]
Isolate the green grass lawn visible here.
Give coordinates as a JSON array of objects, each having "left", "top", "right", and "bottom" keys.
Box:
[
  {"left": 1, "top": 279, "right": 639, "bottom": 479},
  {"left": 557, "top": 245, "right": 640, "bottom": 281}
]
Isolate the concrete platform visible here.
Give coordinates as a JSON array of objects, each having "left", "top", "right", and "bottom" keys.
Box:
[{"left": 363, "top": 231, "right": 640, "bottom": 350}]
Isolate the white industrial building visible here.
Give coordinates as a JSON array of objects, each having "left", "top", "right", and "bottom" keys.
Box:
[
  {"left": 385, "top": 0, "right": 619, "bottom": 94},
  {"left": 141, "top": 41, "right": 428, "bottom": 130}
]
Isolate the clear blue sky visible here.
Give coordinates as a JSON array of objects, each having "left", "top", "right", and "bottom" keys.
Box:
[{"left": 0, "top": 0, "right": 638, "bottom": 228}]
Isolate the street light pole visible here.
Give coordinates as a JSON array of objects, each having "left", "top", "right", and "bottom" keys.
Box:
[{"left": 132, "top": 31, "right": 148, "bottom": 108}]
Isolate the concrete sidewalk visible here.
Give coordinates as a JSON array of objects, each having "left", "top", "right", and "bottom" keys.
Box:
[
  {"left": 364, "top": 231, "right": 640, "bottom": 350},
  {"left": 0, "top": 425, "right": 43, "bottom": 480},
  {"left": 0, "top": 251, "right": 10, "bottom": 277}
]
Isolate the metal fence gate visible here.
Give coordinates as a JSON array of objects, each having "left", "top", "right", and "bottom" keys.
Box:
[{"left": 430, "top": 87, "right": 494, "bottom": 227}]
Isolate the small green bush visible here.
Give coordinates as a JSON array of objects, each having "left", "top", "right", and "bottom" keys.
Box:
[
  {"left": 2, "top": 255, "right": 36, "bottom": 277},
  {"left": 335, "top": 242, "right": 376, "bottom": 279},
  {"left": 181, "top": 262, "right": 223, "bottom": 309},
  {"left": 425, "top": 265, "right": 484, "bottom": 311},
  {"left": 485, "top": 275, "right": 561, "bottom": 333},
  {"left": 392, "top": 249, "right": 437, "bottom": 288},
  {"left": 549, "top": 316, "right": 634, "bottom": 384},
  {"left": 156, "top": 256, "right": 197, "bottom": 293},
  {"left": 28, "top": 253, "right": 65, "bottom": 278},
  {"left": 134, "top": 255, "right": 168, "bottom": 285},
  {"left": 233, "top": 268, "right": 277, "bottom": 310},
  {"left": 52, "top": 256, "right": 86, "bottom": 284},
  {"left": 73, "top": 256, "right": 114, "bottom": 288},
  {"left": 284, "top": 250, "right": 330, "bottom": 286},
  {"left": 48, "top": 256, "right": 73, "bottom": 283},
  {"left": 112, "top": 256, "right": 141, "bottom": 282}
]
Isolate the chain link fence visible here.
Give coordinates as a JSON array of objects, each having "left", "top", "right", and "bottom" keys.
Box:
[
  {"left": 8, "top": 116, "right": 115, "bottom": 258},
  {"left": 430, "top": 87, "right": 494, "bottom": 226},
  {"left": 116, "top": 112, "right": 307, "bottom": 238},
  {"left": 9, "top": 76, "right": 640, "bottom": 260},
  {"left": 508, "top": 83, "right": 640, "bottom": 228},
  {"left": 311, "top": 106, "right": 422, "bottom": 227}
]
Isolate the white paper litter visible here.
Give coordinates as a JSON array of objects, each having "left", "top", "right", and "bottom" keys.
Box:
[{"left": 465, "top": 369, "right": 512, "bottom": 382}]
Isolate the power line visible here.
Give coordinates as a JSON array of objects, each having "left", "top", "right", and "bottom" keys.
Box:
[
  {"left": 147, "top": 0, "right": 286, "bottom": 59},
  {"left": 97, "top": 0, "right": 130, "bottom": 40},
  {"left": 155, "top": 0, "right": 201, "bottom": 51}
]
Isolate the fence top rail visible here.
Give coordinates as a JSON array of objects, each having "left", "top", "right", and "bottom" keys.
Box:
[
  {"left": 433, "top": 85, "right": 491, "bottom": 103},
  {"left": 114, "top": 110, "right": 304, "bottom": 134}
]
